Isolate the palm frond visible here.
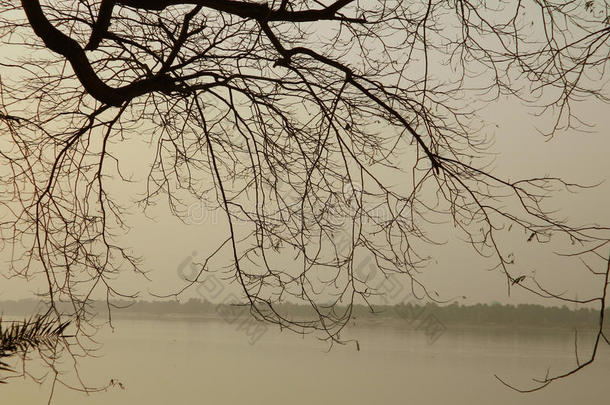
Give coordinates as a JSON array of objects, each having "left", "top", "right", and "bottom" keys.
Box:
[{"left": 0, "top": 313, "right": 70, "bottom": 383}]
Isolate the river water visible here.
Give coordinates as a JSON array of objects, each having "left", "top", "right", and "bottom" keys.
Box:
[{"left": 1, "top": 318, "right": 608, "bottom": 404}]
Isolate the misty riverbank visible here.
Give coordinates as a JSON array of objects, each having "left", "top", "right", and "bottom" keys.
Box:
[{"left": 1, "top": 298, "right": 606, "bottom": 332}]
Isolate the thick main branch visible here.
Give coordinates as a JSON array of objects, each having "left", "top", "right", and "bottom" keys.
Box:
[
  {"left": 86, "top": 0, "right": 362, "bottom": 50},
  {"left": 22, "top": 0, "right": 177, "bottom": 106}
]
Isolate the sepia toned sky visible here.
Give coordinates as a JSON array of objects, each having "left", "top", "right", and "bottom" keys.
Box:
[
  {"left": 2, "top": 6, "right": 610, "bottom": 405},
  {"left": 0, "top": 9, "right": 608, "bottom": 308},
  {"left": 4, "top": 94, "right": 607, "bottom": 307}
]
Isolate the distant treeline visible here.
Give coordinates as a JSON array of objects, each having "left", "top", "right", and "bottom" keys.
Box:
[{"left": 1, "top": 298, "right": 606, "bottom": 330}]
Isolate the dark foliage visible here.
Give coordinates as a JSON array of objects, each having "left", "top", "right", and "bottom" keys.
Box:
[{"left": 0, "top": 313, "right": 70, "bottom": 383}]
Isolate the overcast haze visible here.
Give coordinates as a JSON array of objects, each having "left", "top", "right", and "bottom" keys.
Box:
[
  {"left": 4, "top": 95, "right": 607, "bottom": 306},
  {"left": 1, "top": 2, "right": 609, "bottom": 403}
]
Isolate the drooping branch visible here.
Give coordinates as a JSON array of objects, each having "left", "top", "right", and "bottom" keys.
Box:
[
  {"left": 496, "top": 254, "right": 610, "bottom": 392},
  {"left": 259, "top": 21, "right": 442, "bottom": 172}
]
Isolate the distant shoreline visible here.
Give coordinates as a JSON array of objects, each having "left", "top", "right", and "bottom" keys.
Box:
[
  {"left": 101, "top": 312, "right": 603, "bottom": 333},
  {"left": 1, "top": 298, "right": 606, "bottom": 331}
]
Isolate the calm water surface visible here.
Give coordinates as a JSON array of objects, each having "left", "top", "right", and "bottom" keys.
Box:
[{"left": 2, "top": 319, "right": 609, "bottom": 404}]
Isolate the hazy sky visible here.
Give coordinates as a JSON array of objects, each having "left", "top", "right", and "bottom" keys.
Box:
[
  {"left": 105, "top": 96, "right": 610, "bottom": 307},
  {"left": 3, "top": 7, "right": 610, "bottom": 405},
  {"left": 5, "top": 95, "right": 605, "bottom": 306},
  {"left": 1, "top": 7, "right": 609, "bottom": 309}
]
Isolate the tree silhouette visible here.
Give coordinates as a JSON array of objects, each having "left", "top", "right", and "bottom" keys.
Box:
[{"left": 0, "top": 0, "right": 609, "bottom": 391}]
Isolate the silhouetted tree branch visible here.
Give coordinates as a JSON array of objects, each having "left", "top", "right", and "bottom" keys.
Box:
[
  {"left": 1, "top": 0, "right": 609, "bottom": 392},
  {"left": 496, "top": 254, "right": 609, "bottom": 392}
]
